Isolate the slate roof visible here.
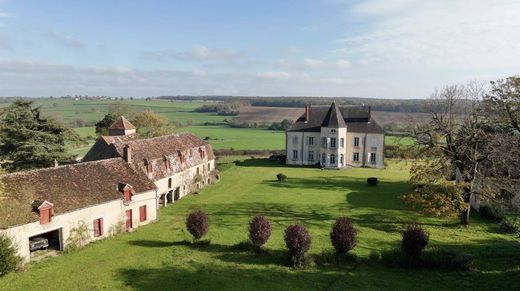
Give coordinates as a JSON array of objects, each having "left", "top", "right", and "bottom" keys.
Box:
[
  {"left": 83, "top": 133, "right": 215, "bottom": 181},
  {"left": 287, "top": 103, "right": 384, "bottom": 134},
  {"left": 0, "top": 158, "right": 157, "bottom": 229},
  {"left": 109, "top": 116, "right": 136, "bottom": 130}
]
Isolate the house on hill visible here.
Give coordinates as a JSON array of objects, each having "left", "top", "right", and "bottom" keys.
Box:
[
  {"left": 0, "top": 158, "right": 157, "bottom": 262},
  {"left": 83, "top": 116, "right": 217, "bottom": 206},
  {"left": 286, "top": 102, "right": 385, "bottom": 168}
]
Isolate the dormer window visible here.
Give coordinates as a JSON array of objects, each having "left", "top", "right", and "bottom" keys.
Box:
[
  {"left": 32, "top": 200, "right": 54, "bottom": 224},
  {"left": 178, "top": 151, "right": 184, "bottom": 165},
  {"left": 118, "top": 183, "right": 134, "bottom": 204},
  {"left": 199, "top": 148, "right": 205, "bottom": 159},
  {"left": 163, "top": 156, "right": 171, "bottom": 171},
  {"left": 144, "top": 159, "right": 153, "bottom": 176}
]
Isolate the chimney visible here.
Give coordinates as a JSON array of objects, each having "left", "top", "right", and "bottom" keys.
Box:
[
  {"left": 304, "top": 104, "right": 310, "bottom": 123},
  {"left": 123, "top": 144, "right": 132, "bottom": 163}
]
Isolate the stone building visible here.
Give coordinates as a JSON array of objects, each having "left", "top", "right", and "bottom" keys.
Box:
[
  {"left": 0, "top": 158, "right": 157, "bottom": 262},
  {"left": 83, "top": 116, "right": 217, "bottom": 206},
  {"left": 286, "top": 102, "right": 385, "bottom": 168}
]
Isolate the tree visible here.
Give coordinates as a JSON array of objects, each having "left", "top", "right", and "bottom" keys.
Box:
[
  {"left": 94, "top": 113, "right": 116, "bottom": 136},
  {"left": 404, "top": 80, "right": 519, "bottom": 224},
  {"left": 0, "top": 234, "right": 20, "bottom": 277},
  {"left": 482, "top": 76, "right": 520, "bottom": 133},
  {"left": 0, "top": 100, "right": 79, "bottom": 171},
  {"left": 107, "top": 101, "right": 131, "bottom": 117},
  {"left": 131, "top": 110, "right": 172, "bottom": 138}
]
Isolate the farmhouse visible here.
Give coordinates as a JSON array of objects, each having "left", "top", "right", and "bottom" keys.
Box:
[
  {"left": 286, "top": 102, "right": 385, "bottom": 168},
  {"left": 83, "top": 116, "right": 218, "bottom": 205},
  {"left": 0, "top": 116, "right": 217, "bottom": 263},
  {"left": 0, "top": 158, "right": 158, "bottom": 262}
]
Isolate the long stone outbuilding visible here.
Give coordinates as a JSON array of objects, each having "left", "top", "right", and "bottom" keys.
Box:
[{"left": 0, "top": 116, "right": 217, "bottom": 263}]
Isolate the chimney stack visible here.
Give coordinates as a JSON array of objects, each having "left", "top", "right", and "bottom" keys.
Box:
[
  {"left": 304, "top": 104, "right": 310, "bottom": 123},
  {"left": 123, "top": 144, "right": 132, "bottom": 163}
]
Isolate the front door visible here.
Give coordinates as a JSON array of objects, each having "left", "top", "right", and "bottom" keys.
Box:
[{"left": 125, "top": 209, "right": 133, "bottom": 231}]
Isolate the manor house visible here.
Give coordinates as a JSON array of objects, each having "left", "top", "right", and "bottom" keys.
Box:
[{"left": 286, "top": 102, "right": 385, "bottom": 168}]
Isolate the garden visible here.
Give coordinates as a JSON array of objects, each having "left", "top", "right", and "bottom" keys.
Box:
[{"left": 0, "top": 158, "right": 519, "bottom": 290}]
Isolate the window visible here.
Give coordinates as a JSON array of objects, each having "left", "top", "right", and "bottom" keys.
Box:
[
  {"left": 322, "top": 137, "right": 327, "bottom": 147},
  {"left": 207, "top": 163, "right": 211, "bottom": 171},
  {"left": 178, "top": 151, "right": 184, "bottom": 164},
  {"left": 331, "top": 129, "right": 336, "bottom": 133},
  {"left": 307, "top": 136, "right": 314, "bottom": 145},
  {"left": 308, "top": 151, "right": 314, "bottom": 161},
  {"left": 330, "top": 154, "right": 336, "bottom": 164},
  {"left": 197, "top": 167, "right": 200, "bottom": 175},
  {"left": 340, "top": 154, "right": 344, "bottom": 165},
  {"left": 199, "top": 148, "right": 205, "bottom": 159},
  {"left": 353, "top": 152, "right": 360, "bottom": 162},
  {"left": 292, "top": 136, "right": 298, "bottom": 145},
  {"left": 168, "top": 178, "right": 172, "bottom": 189},
  {"left": 370, "top": 153, "right": 377, "bottom": 164},
  {"left": 330, "top": 138, "right": 336, "bottom": 148},
  {"left": 340, "top": 138, "right": 344, "bottom": 148},
  {"left": 292, "top": 150, "right": 298, "bottom": 160},
  {"left": 371, "top": 136, "right": 378, "bottom": 147},
  {"left": 322, "top": 154, "right": 326, "bottom": 164},
  {"left": 164, "top": 156, "right": 171, "bottom": 171},
  {"left": 139, "top": 205, "right": 147, "bottom": 222},
  {"left": 353, "top": 137, "right": 360, "bottom": 147},
  {"left": 93, "top": 218, "right": 104, "bottom": 237}
]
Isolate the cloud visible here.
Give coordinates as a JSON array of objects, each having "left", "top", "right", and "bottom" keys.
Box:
[
  {"left": 338, "top": 0, "right": 520, "bottom": 70},
  {"left": 304, "top": 58, "right": 324, "bottom": 69},
  {"left": 256, "top": 71, "right": 292, "bottom": 80},
  {"left": 336, "top": 59, "right": 352, "bottom": 69},
  {"left": 0, "top": 33, "right": 10, "bottom": 50},
  {"left": 47, "top": 31, "right": 86, "bottom": 49},
  {"left": 141, "top": 45, "right": 240, "bottom": 62}
]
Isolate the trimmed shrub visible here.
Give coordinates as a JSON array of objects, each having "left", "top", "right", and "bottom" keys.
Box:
[
  {"left": 330, "top": 217, "right": 357, "bottom": 255},
  {"left": 0, "top": 234, "right": 20, "bottom": 277},
  {"left": 367, "top": 177, "right": 378, "bottom": 186},
  {"left": 186, "top": 210, "right": 209, "bottom": 241},
  {"left": 479, "top": 205, "right": 504, "bottom": 222},
  {"left": 284, "top": 224, "right": 311, "bottom": 267},
  {"left": 276, "top": 173, "right": 287, "bottom": 182},
  {"left": 248, "top": 215, "right": 272, "bottom": 252},
  {"left": 401, "top": 223, "right": 429, "bottom": 257},
  {"left": 500, "top": 217, "right": 520, "bottom": 235}
]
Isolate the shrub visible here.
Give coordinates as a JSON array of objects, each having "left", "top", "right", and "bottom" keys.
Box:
[
  {"left": 381, "top": 248, "right": 473, "bottom": 271},
  {"left": 479, "top": 205, "right": 504, "bottom": 222},
  {"left": 65, "top": 221, "right": 91, "bottom": 252},
  {"left": 401, "top": 223, "right": 429, "bottom": 257},
  {"left": 284, "top": 224, "right": 311, "bottom": 267},
  {"left": 368, "top": 250, "right": 380, "bottom": 263},
  {"left": 276, "top": 173, "right": 287, "bottom": 182},
  {"left": 248, "top": 215, "right": 272, "bottom": 251},
  {"left": 330, "top": 217, "right": 357, "bottom": 255},
  {"left": 500, "top": 217, "right": 520, "bottom": 235},
  {"left": 367, "top": 177, "right": 378, "bottom": 186},
  {"left": 186, "top": 210, "right": 209, "bottom": 241},
  {"left": 0, "top": 234, "right": 20, "bottom": 277}
]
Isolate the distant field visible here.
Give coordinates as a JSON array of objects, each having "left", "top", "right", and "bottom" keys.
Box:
[
  {"left": 0, "top": 99, "right": 226, "bottom": 126},
  {"left": 232, "top": 106, "right": 430, "bottom": 128}
]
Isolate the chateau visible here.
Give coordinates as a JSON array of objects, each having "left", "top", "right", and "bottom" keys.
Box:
[
  {"left": 286, "top": 102, "right": 385, "bottom": 168},
  {"left": 0, "top": 116, "right": 217, "bottom": 263}
]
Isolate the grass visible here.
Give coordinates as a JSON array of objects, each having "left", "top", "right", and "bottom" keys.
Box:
[{"left": 1, "top": 159, "right": 519, "bottom": 290}]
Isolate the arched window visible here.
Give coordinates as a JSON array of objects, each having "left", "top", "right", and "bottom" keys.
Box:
[
  {"left": 340, "top": 154, "right": 344, "bottom": 166},
  {"left": 330, "top": 154, "right": 336, "bottom": 165}
]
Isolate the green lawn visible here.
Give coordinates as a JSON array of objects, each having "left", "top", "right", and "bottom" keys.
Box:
[{"left": 1, "top": 159, "right": 518, "bottom": 290}]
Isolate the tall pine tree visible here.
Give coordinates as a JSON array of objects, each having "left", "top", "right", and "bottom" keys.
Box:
[{"left": 0, "top": 100, "right": 77, "bottom": 171}]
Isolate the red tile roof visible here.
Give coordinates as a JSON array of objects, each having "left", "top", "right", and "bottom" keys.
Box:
[{"left": 109, "top": 116, "right": 136, "bottom": 130}]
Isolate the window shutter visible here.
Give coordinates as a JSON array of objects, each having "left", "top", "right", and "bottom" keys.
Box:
[
  {"left": 93, "top": 219, "right": 100, "bottom": 237},
  {"left": 99, "top": 218, "right": 104, "bottom": 236}
]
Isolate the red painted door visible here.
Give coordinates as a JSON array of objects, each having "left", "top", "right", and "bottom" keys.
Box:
[{"left": 125, "top": 209, "right": 133, "bottom": 231}]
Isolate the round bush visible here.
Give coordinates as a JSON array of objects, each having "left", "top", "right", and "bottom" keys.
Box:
[
  {"left": 186, "top": 210, "right": 209, "bottom": 240},
  {"left": 401, "top": 223, "right": 429, "bottom": 257},
  {"left": 330, "top": 217, "right": 357, "bottom": 254},
  {"left": 367, "top": 177, "right": 378, "bottom": 186},
  {"left": 0, "top": 234, "right": 19, "bottom": 277},
  {"left": 284, "top": 224, "right": 311, "bottom": 266},
  {"left": 276, "top": 173, "right": 287, "bottom": 182},
  {"left": 248, "top": 215, "right": 272, "bottom": 251},
  {"left": 479, "top": 205, "right": 504, "bottom": 222}
]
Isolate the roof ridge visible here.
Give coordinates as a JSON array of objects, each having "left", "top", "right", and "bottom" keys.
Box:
[{"left": 1, "top": 158, "right": 125, "bottom": 177}]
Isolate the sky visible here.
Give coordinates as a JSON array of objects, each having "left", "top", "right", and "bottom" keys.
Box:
[{"left": 0, "top": 0, "right": 519, "bottom": 99}]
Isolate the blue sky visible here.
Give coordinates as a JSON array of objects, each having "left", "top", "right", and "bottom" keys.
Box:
[{"left": 1, "top": 0, "right": 519, "bottom": 98}]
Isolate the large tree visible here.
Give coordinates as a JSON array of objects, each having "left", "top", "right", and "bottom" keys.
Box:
[
  {"left": 131, "top": 110, "right": 172, "bottom": 138},
  {"left": 94, "top": 112, "right": 116, "bottom": 135},
  {"left": 0, "top": 100, "right": 78, "bottom": 171},
  {"left": 404, "top": 83, "right": 497, "bottom": 224},
  {"left": 481, "top": 76, "right": 520, "bottom": 133}
]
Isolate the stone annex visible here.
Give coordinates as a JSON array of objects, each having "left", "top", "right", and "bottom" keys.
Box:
[
  {"left": 0, "top": 116, "right": 217, "bottom": 263},
  {"left": 286, "top": 102, "right": 385, "bottom": 168}
]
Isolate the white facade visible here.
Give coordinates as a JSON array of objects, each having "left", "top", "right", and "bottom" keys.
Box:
[
  {"left": 1, "top": 189, "right": 157, "bottom": 263},
  {"left": 286, "top": 129, "right": 384, "bottom": 168}
]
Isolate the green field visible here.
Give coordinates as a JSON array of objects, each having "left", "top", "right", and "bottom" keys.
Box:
[
  {"left": 1, "top": 159, "right": 518, "bottom": 290},
  {"left": 182, "top": 126, "right": 285, "bottom": 150}
]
